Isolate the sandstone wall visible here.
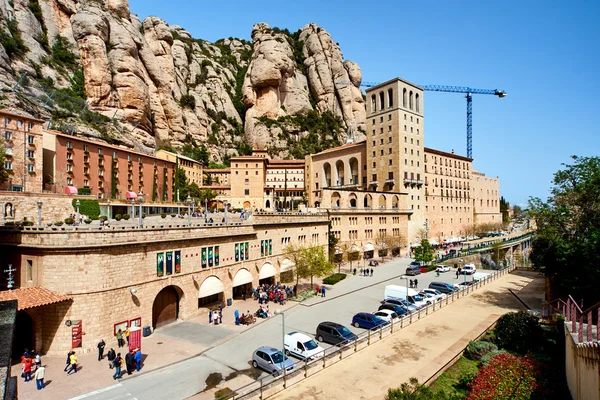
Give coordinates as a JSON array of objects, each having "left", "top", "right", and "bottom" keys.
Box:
[{"left": 0, "top": 192, "right": 82, "bottom": 224}]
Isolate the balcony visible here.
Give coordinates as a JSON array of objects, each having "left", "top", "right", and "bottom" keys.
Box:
[
  {"left": 5, "top": 148, "right": 12, "bottom": 155},
  {"left": 369, "top": 180, "right": 378, "bottom": 186},
  {"left": 84, "top": 170, "right": 90, "bottom": 176},
  {"left": 84, "top": 157, "right": 89, "bottom": 164},
  {"left": 98, "top": 172, "right": 104, "bottom": 178},
  {"left": 66, "top": 157, "right": 73, "bottom": 163},
  {"left": 98, "top": 160, "right": 104, "bottom": 167},
  {"left": 385, "top": 178, "right": 395, "bottom": 184},
  {"left": 128, "top": 174, "right": 133, "bottom": 181}
]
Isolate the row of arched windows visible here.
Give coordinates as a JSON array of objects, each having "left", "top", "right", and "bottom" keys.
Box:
[{"left": 370, "top": 88, "right": 420, "bottom": 113}]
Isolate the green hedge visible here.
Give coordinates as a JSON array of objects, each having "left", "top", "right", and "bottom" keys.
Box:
[
  {"left": 426, "top": 265, "right": 437, "bottom": 272},
  {"left": 72, "top": 199, "right": 100, "bottom": 220},
  {"left": 322, "top": 273, "right": 347, "bottom": 285}
]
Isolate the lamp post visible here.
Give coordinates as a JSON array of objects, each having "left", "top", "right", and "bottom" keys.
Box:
[
  {"left": 138, "top": 191, "right": 143, "bottom": 228},
  {"left": 37, "top": 200, "right": 42, "bottom": 226},
  {"left": 224, "top": 200, "right": 228, "bottom": 224},
  {"left": 186, "top": 194, "right": 192, "bottom": 226},
  {"left": 400, "top": 276, "right": 409, "bottom": 300},
  {"left": 76, "top": 199, "right": 80, "bottom": 223},
  {"left": 274, "top": 309, "right": 285, "bottom": 371},
  {"left": 107, "top": 199, "right": 111, "bottom": 220}
]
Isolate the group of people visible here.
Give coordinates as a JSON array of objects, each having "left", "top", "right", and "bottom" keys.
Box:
[
  {"left": 107, "top": 348, "right": 142, "bottom": 380},
  {"left": 21, "top": 349, "right": 46, "bottom": 390},
  {"left": 234, "top": 310, "right": 256, "bottom": 325},
  {"left": 353, "top": 268, "right": 375, "bottom": 276},
  {"left": 409, "top": 279, "right": 419, "bottom": 288},
  {"left": 254, "top": 304, "right": 272, "bottom": 319},
  {"left": 252, "top": 283, "right": 295, "bottom": 305},
  {"left": 208, "top": 307, "right": 223, "bottom": 325},
  {"left": 116, "top": 328, "right": 130, "bottom": 347}
]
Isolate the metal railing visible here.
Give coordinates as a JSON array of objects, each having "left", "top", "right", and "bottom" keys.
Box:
[
  {"left": 543, "top": 296, "right": 599, "bottom": 343},
  {"left": 438, "top": 232, "right": 534, "bottom": 263},
  {"left": 214, "top": 265, "right": 517, "bottom": 400}
]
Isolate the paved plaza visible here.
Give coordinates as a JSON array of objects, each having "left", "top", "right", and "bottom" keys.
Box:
[{"left": 10, "top": 256, "right": 544, "bottom": 400}]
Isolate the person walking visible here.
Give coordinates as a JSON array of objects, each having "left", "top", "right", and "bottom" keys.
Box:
[
  {"left": 34, "top": 364, "right": 45, "bottom": 390},
  {"left": 370, "top": 268, "right": 374, "bottom": 277},
  {"left": 213, "top": 311, "right": 219, "bottom": 325},
  {"left": 125, "top": 328, "right": 130, "bottom": 346},
  {"left": 116, "top": 329, "right": 123, "bottom": 348},
  {"left": 97, "top": 339, "right": 106, "bottom": 361},
  {"left": 67, "top": 352, "right": 78, "bottom": 375},
  {"left": 63, "top": 350, "right": 71, "bottom": 372},
  {"left": 134, "top": 348, "right": 142, "bottom": 371},
  {"left": 353, "top": 268, "right": 356, "bottom": 275},
  {"left": 107, "top": 348, "right": 116, "bottom": 369},
  {"left": 209, "top": 309, "right": 213, "bottom": 324},
  {"left": 321, "top": 286, "right": 326, "bottom": 297},
  {"left": 112, "top": 353, "right": 122, "bottom": 380},
  {"left": 218, "top": 309, "right": 223, "bottom": 324},
  {"left": 234, "top": 309, "right": 240, "bottom": 325},
  {"left": 414, "top": 279, "right": 418, "bottom": 288},
  {"left": 22, "top": 356, "right": 32, "bottom": 382},
  {"left": 125, "top": 350, "right": 134, "bottom": 375}
]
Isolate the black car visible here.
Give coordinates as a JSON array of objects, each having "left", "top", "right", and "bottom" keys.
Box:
[
  {"left": 378, "top": 303, "right": 409, "bottom": 317},
  {"left": 316, "top": 322, "right": 358, "bottom": 345},
  {"left": 428, "top": 282, "right": 458, "bottom": 294}
]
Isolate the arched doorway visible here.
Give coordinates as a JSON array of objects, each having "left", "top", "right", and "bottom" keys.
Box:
[
  {"left": 152, "top": 286, "right": 180, "bottom": 329},
  {"left": 331, "top": 192, "right": 341, "bottom": 208},
  {"left": 265, "top": 199, "right": 271, "bottom": 209},
  {"left": 12, "top": 311, "right": 33, "bottom": 360},
  {"left": 243, "top": 201, "right": 251, "bottom": 210},
  {"left": 198, "top": 276, "right": 224, "bottom": 309},
  {"left": 259, "top": 263, "right": 277, "bottom": 286},
  {"left": 232, "top": 268, "right": 253, "bottom": 299}
]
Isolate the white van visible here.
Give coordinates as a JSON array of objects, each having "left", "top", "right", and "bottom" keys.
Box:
[
  {"left": 284, "top": 331, "right": 324, "bottom": 361},
  {"left": 384, "top": 285, "right": 428, "bottom": 309}
]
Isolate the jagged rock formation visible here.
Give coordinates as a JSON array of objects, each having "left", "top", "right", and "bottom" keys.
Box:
[{"left": 0, "top": 0, "right": 366, "bottom": 161}]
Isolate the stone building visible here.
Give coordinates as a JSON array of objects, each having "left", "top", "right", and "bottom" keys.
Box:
[
  {"left": 0, "top": 213, "right": 329, "bottom": 355},
  {"left": 424, "top": 148, "right": 474, "bottom": 242},
  {"left": 365, "top": 78, "right": 426, "bottom": 243},
  {"left": 472, "top": 171, "right": 501, "bottom": 224},
  {"left": 43, "top": 130, "right": 176, "bottom": 201},
  {"left": 0, "top": 109, "right": 44, "bottom": 194},
  {"left": 156, "top": 149, "right": 204, "bottom": 187},
  {"left": 265, "top": 159, "right": 305, "bottom": 210}
]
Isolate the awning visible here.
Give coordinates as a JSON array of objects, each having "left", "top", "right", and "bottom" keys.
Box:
[
  {"left": 232, "top": 268, "right": 253, "bottom": 287},
  {"left": 126, "top": 191, "right": 138, "bottom": 199},
  {"left": 198, "top": 276, "right": 224, "bottom": 298},
  {"left": 363, "top": 243, "right": 375, "bottom": 252},
  {"left": 0, "top": 287, "right": 72, "bottom": 310},
  {"left": 259, "top": 263, "right": 277, "bottom": 279},
  {"left": 280, "top": 258, "right": 294, "bottom": 272},
  {"left": 350, "top": 244, "right": 360, "bottom": 252},
  {"left": 64, "top": 186, "right": 77, "bottom": 194},
  {"left": 429, "top": 240, "right": 439, "bottom": 246}
]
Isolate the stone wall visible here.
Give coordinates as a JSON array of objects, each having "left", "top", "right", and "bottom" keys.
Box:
[
  {"left": 0, "top": 192, "right": 86, "bottom": 225},
  {"left": 564, "top": 324, "right": 600, "bottom": 400}
]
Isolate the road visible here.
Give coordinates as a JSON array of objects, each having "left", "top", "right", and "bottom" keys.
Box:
[{"left": 72, "top": 259, "right": 484, "bottom": 400}]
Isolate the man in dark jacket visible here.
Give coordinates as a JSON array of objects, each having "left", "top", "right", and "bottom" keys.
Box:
[
  {"left": 125, "top": 350, "right": 134, "bottom": 375},
  {"left": 97, "top": 339, "right": 106, "bottom": 361}
]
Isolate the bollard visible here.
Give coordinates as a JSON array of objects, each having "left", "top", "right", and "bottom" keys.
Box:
[
  {"left": 391, "top": 318, "right": 394, "bottom": 333},
  {"left": 379, "top": 326, "right": 383, "bottom": 340},
  {"left": 304, "top": 360, "right": 308, "bottom": 378},
  {"left": 283, "top": 364, "right": 287, "bottom": 388},
  {"left": 339, "top": 345, "right": 343, "bottom": 360},
  {"left": 368, "top": 328, "right": 371, "bottom": 345}
]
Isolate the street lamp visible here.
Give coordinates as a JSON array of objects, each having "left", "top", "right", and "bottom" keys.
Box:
[
  {"left": 37, "top": 200, "right": 42, "bottom": 226},
  {"left": 186, "top": 194, "right": 192, "bottom": 226},
  {"left": 224, "top": 199, "right": 228, "bottom": 224},
  {"left": 274, "top": 309, "right": 285, "bottom": 371},
  {"left": 138, "top": 191, "right": 144, "bottom": 228},
  {"left": 400, "top": 276, "right": 409, "bottom": 300},
  {"left": 107, "top": 199, "right": 111, "bottom": 220},
  {"left": 76, "top": 199, "right": 80, "bottom": 223}
]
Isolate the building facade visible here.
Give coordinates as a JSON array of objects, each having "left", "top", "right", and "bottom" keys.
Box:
[
  {"left": 156, "top": 150, "right": 203, "bottom": 187},
  {"left": 365, "top": 78, "right": 426, "bottom": 243},
  {"left": 0, "top": 213, "right": 329, "bottom": 355},
  {"left": 44, "top": 130, "right": 176, "bottom": 201},
  {"left": 472, "top": 171, "right": 501, "bottom": 224},
  {"left": 0, "top": 110, "right": 44, "bottom": 194}
]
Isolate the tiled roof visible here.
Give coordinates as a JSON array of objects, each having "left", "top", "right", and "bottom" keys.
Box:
[{"left": 0, "top": 287, "right": 72, "bottom": 310}]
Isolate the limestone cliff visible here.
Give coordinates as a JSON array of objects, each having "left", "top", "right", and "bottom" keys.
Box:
[{"left": 0, "top": 0, "right": 367, "bottom": 161}]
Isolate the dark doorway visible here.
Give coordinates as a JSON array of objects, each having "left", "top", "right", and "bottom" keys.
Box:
[
  {"left": 152, "top": 286, "right": 179, "bottom": 328},
  {"left": 232, "top": 283, "right": 251, "bottom": 299},
  {"left": 12, "top": 311, "right": 34, "bottom": 360},
  {"left": 259, "top": 276, "right": 275, "bottom": 286}
]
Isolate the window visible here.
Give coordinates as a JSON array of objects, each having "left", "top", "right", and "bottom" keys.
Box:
[
  {"left": 17, "top": 121, "right": 23, "bottom": 128},
  {"left": 113, "top": 151, "right": 117, "bottom": 158},
  {"left": 379, "top": 92, "right": 385, "bottom": 110},
  {"left": 371, "top": 95, "right": 376, "bottom": 113},
  {"left": 83, "top": 179, "right": 89, "bottom": 186},
  {"left": 403, "top": 88, "right": 407, "bottom": 107},
  {"left": 84, "top": 144, "right": 88, "bottom": 152},
  {"left": 244, "top": 189, "right": 250, "bottom": 195},
  {"left": 245, "top": 179, "right": 249, "bottom": 185},
  {"left": 27, "top": 150, "right": 34, "bottom": 158},
  {"left": 67, "top": 178, "right": 72, "bottom": 185},
  {"left": 4, "top": 131, "right": 11, "bottom": 140},
  {"left": 387, "top": 88, "right": 393, "bottom": 107},
  {"left": 416, "top": 93, "right": 420, "bottom": 112},
  {"left": 388, "top": 159, "right": 392, "bottom": 165},
  {"left": 27, "top": 164, "right": 34, "bottom": 172},
  {"left": 66, "top": 141, "right": 72, "bottom": 149},
  {"left": 409, "top": 91, "right": 413, "bottom": 109},
  {"left": 388, "top": 125, "right": 392, "bottom": 132},
  {"left": 4, "top": 161, "right": 11, "bottom": 170},
  {"left": 98, "top": 148, "right": 103, "bottom": 155},
  {"left": 27, "top": 260, "right": 33, "bottom": 282}
]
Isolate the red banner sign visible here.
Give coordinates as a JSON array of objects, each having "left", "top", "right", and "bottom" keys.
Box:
[
  {"left": 71, "top": 320, "right": 82, "bottom": 348},
  {"left": 128, "top": 327, "right": 141, "bottom": 352}
]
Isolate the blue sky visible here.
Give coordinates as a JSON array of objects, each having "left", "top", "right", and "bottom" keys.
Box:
[{"left": 129, "top": 0, "right": 600, "bottom": 207}]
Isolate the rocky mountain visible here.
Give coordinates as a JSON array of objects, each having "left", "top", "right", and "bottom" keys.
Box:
[{"left": 0, "top": 0, "right": 366, "bottom": 162}]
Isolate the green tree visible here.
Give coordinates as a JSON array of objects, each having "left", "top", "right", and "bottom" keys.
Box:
[
  {"left": 174, "top": 166, "right": 187, "bottom": 201},
  {"left": 500, "top": 196, "right": 510, "bottom": 223},
  {"left": 0, "top": 141, "right": 8, "bottom": 185},
  {"left": 413, "top": 239, "right": 434, "bottom": 265},
  {"left": 199, "top": 188, "right": 218, "bottom": 204},
  {"left": 285, "top": 243, "right": 309, "bottom": 288},
  {"left": 528, "top": 156, "right": 600, "bottom": 304},
  {"left": 291, "top": 245, "right": 336, "bottom": 289}
]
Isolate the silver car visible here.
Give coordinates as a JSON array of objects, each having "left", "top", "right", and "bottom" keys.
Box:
[{"left": 252, "top": 346, "right": 295, "bottom": 376}]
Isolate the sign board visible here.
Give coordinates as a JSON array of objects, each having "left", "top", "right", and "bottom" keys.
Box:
[
  {"left": 71, "top": 320, "right": 82, "bottom": 348},
  {"left": 128, "top": 326, "right": 142, "bottom": 352}
]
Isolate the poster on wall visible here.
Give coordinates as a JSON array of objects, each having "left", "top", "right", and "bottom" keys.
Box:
[
  {"left": 202, "top": 248, "right": 207, "bottom": 268},
  {"left": 261, "top": 241, "right": 265, "bottom": 257},
  {"left": 157, "top": 253, "right": 164, "bottom": 277},
  {"left": 245, "top": 242, "right": 249, "bottom": 259},
  {"left": 166, "top": 251, "right": 173, "bottom": 275},
  {"left": 240, "top": 243, "right": 245, "bottom": 261},
  {"left": 208, "top": 247, "right": 214, "bottom": 267},
  {"left": 174, "top": 251, "right": 181, "bottom": 273},
  {"left": 214, "top": 246, "right": 220, "bottom": 266},
  {"left": 269, "top": 239, "right": 272, "bottom": 255},
  {"left": 235, "top": 243, "right": 240, "bottom": 262}
]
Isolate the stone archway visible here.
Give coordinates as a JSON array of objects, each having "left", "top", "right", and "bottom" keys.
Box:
[
  {"left": 152, "top": 286, "right": 181, "bottom": 329},
  {"left": 12, "top": 310, "right": 34, "bottom": 360},
  {"left": 243, "top": 201, "right": 251, "bottom": 210}
]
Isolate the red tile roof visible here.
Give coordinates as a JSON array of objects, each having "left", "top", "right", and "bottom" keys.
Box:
[{"left": 0, "top": 287, "right": 72, "bottom": 310}]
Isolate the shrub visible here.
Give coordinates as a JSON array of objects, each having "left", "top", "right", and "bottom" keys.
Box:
[
  {"left": 98, "top": 215, "right": 107, "bottom": 221},
  {"left": 22, "top": 220, "right": 34, "bottom": 226},
  {"left": 480, "top": 349, "right": 508, "bottom": 366},
  {"left": 71, "top": 199, "right": 100, "bottom": 220},
  {"left": 54, "top": 221, "right": 64, "bottom": 226},
  {"left": 467, "top": 353, "right": 541, "bottom": 400},
  {"left": 123, "top": 214, "right": 130, "bottom": 220},
  {"left": 77, "top": 187, "right": 91, "bottom": 195},
  {"left": 84, "top": 218, "right": 92, "bottom": 224},
  {"left": 161, "top": 213, "right": 167, "bottom": 219},
  {"left": 142, "top": 212, "right": 146, "bottom": 218},
  {"left": 170, "top": 214, "right": 176, "bottom": 218},
  {"left": 180, "top": 94, "right": 196, "bottom": 109},
  {"left": 64, "top": 217, "right": 74, "bottom": 225},
  {"left": 322, "top": 273, "right": 347, "bottom": 285},
  {"left": 465, "top": 340, "right": 498, "bottom": 361},
  {"left": 213, "top": 387, "right": 237, "bottom": 399},
  {"left": 114, "top": 214, "right": 122, "bottom": 221},
  {"left": 426, "top": 264, "right": 437, "bottom": 272},
  {"left": 495, "top": 311, "right": 542, "bottom": 353}
]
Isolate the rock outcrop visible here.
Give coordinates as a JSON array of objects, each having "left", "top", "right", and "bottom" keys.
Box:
[{"left": 0, "top": 0, "right": 368, "bottom": 159}]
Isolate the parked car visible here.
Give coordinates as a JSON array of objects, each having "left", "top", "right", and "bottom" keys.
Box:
[
  {"left": 368, "top": 260, "right": 379, "bottom": 266},
  {"left": 436, "top": 265, "right": 450, "bottom": 272},
  {"left": 373, "top": 310, "right": 398, "bottom": 322},
  {"left": 378, "top": 303, "right": 410, "bottom": 317},
  {"left": 252, "top": 346, "right": 295, "bottom": 376},
  {"left": 384, "top": 285, "right": 427, "bottom": 308},
  {"left": 405, "top": 266, "right": 422, "bottom": 276},
  {"left": 316, "top": 322, "right": 358, "bottom": 345},
  {"left": 284, "top": 331, "right": 324, "bottom": 360},
  {"left": 428, "top": 281, "right": 459, "bottom": 294},
  {"left": 461, "top": 264, "right": 476, "bottom": 275},
  {"left": 421, "top": 288, "right": 447, "bottom": 301},
  {"left": 381, "top": 298, "right": 419, "bottom": 313},
  {"left": 352, "top": 313, "right": 390, "bottom": 329},
  {"left": 457, "top": 281, "right": 476, "bottom": 287},
  {"left": 418, "top": 292, "right": 435, "bottom": 305},
  {"left": 409, "top": 261, "right": 421, "bottom": 267}
]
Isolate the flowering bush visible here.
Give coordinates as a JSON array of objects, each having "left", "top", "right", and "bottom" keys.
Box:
[{"left": 467, "top": 353, "right": 540, "bottom": 400}]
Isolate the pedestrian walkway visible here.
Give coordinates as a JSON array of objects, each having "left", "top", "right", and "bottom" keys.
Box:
[{"left": 266, "top": 270, "right": 544, "bottom": 400}]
